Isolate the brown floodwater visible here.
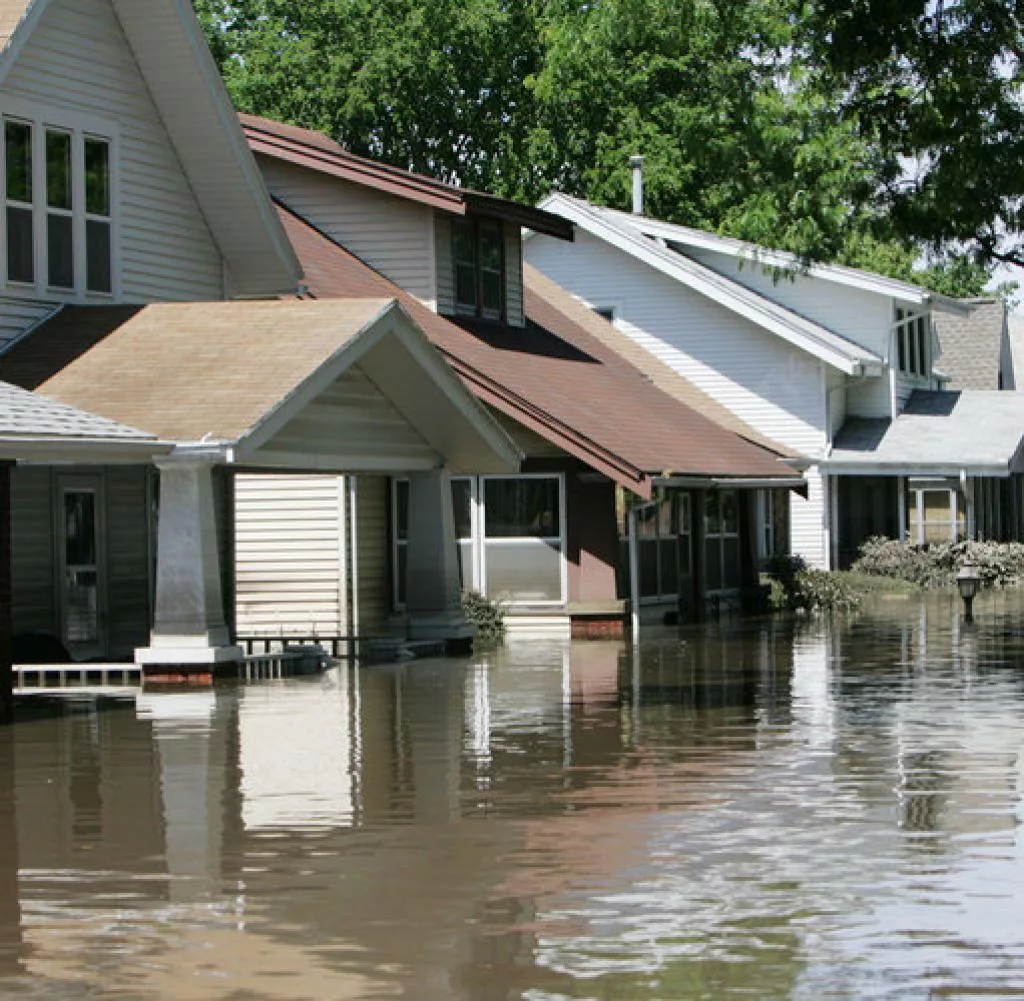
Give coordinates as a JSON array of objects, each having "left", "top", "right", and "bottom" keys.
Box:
[{"left": 2, "top": 590, "right": 1024, "bottom": 999}]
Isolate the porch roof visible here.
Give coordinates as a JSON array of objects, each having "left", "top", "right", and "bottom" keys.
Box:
[
  {"left": 0, "top": 299, "right": 520, "bottom": 474},
  {"left": 277, "top": 204, "right": 800, "bottom": 497},
  {"left": 827, "top": 390, "right": 1024, "bottom": 477}
]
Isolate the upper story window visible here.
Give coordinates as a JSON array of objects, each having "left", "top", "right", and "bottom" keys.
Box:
[
  {"left": 895, "top": 307, "right": 930, "bottom": 379},
  {"left": 3, "top": 115, "right": 113, "bottom": 297},
  {"left": 452, "top": 217, "right": 504, "bottom": 321}
]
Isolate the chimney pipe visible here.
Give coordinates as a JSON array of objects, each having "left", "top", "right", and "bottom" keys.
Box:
[{"left": 629, "top": 155, "right": 644, "bottom": 215}]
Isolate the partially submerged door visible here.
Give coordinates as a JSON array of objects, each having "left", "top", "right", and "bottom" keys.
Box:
[{"left": 57, "top": 475, "right": 104, "bottom": 659}]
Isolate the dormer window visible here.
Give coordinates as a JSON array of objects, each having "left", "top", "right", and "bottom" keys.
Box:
[
  {"left": 3, "top": 116, "right": 113, "bottom": 296},
  {"left": 895, "top": 307, "right": 929, "bottom": 378},
  {"left": 453, "top": 217, "right": 504, "bottom": 321}
]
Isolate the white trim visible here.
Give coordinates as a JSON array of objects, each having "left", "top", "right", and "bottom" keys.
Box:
[{"left": 537, "top": 194, "right": 882, "bottom": 375}]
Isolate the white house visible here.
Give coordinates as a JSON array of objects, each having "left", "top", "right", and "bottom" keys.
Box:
[{"left": 525, "top": 190, "right": 1024, "bottom": 567}]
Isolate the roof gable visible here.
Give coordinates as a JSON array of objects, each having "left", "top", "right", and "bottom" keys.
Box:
[
  {"left": 536, "top": 194, "right": 882, "bottom": 376},
  {"left": 0, "top": 0, "right": 301, "bottom": 297}
]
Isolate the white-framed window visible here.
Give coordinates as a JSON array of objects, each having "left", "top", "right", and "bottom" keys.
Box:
[
  {"left": 452, "top": 216, "right": 504, "bottom": 321},
  {"left": 756, "top": 488, "right": 790, "bottom": 561},
  {"left": 894, "top": 307, "right": 930, "bottom": 379},
  {"left": 2, "top": 103, "right": 116, "bottom": 299},
  {"left": 905, "top": 483, "right": 964, "bottom": 544},
  {"left": 704, "top": 489, "right": 742, "bottom": 591},
  {"left": 391, "top": 473, "right": 566, "bottom": 609}
]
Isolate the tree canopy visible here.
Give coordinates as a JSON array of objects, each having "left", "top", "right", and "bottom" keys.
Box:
[{"left": 195, "top": 0, "right": 1024, "bottom": 295}]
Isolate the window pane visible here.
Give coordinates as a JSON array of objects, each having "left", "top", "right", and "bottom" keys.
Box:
[
  {"left": 480, "top": 269, "right": 502, "bottom": 319},
  {"left": 704, "top": 492, "right": 720, "bottom": 535},
  {"left": 5, "top": 121, "right": 31, "bottom": 202},
  {"left": 479, "top": 224, "right": 502, "bottom": 271},
  {"left": 64, "top": 491, "right": 96, "bottom": 566},
  {"left": 455, "top": 263, "right": 476, "bottom": 311},
  {"left": 898, "top": 327, "right": 908, "bottom": 373},
  {"left": 658, "top": 496, "right": 675, "bottom": 536},
  {"left": 637, "top": 503, "right": 657, "bottom": 539},
  {"left": 47, "top": 213, "right": 73, "bottom": 287},
  {"left": 451, "top": 478, "right": 472, "bottom": 540},
  {"left": 720, "top": 490, "right": 738, "bottom": 535},
  {"left": 86, "top": 219, "right": 111, "bottom": 293},
  {"left": 395, "top": 544, "right": 407, "bottom": 606},
  {"left": 639, "top": 538, "right": 659, "bottom": 597},
  {"left": 485, "top": 478, "right": 560, "bottom": 538},
  {"left": 46, "top": 131, "right": 71, "bottom": 210},
  {"left": 395, "top": 479, "right": 409, "bottom": 541},
  {"left": 84, "top": 138, "right": 109, "bottom": 216},
  {"left": 6, "top": 205, "right": 33, "bottom": 283},
  {"left": 485, "top": 539, "right": 561, "bottom": 601}
]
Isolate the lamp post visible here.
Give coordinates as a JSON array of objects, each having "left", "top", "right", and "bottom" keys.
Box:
[{"left": 956, "top": 562, "right": 982, "bottom": 623}]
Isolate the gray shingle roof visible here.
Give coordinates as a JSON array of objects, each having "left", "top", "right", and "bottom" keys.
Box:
[
  {"left": 933, "top": 298, "right": 1006, "bottom": 390},
  {"left": 0, "top": 379, "right": 155, "bottom": 440},
  {"left": 828, "top": 389, "right": 1024, "bottom": 474}
]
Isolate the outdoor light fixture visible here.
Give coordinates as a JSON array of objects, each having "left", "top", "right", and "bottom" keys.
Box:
[{"left": 956, "top": 562, "right": 982, "bottom": 623}]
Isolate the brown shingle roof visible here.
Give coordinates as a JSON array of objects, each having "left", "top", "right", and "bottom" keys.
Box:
[
  {"left": 278, "top": 204, "right": 795, "bottom": 492},
  {"left": 0, "top": 298, "right": 395, "bottom": 442},
  {"left": 241, "top": 114, "right": 574, "bottom": 241}
]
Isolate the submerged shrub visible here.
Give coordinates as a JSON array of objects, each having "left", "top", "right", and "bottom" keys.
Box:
[
  {"left": 462, "top": 590, "right": 506, "bottom": 645},
  {"left": 852, "top": 537, "right": 1024, "bottom": 589},
  {"left": 763, "top": 554, "right": 862, "bottom": 612}
]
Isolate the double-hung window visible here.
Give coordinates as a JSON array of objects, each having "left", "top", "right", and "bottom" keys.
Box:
[
  {"left": 452, "top": 217, "right": 504, "bottom": 321},
  {"left": 3, "top": 114, "right": 113, "bottom": 296},
  {"left": 895, "top": 307, "right": 930, "bottom": 379}
]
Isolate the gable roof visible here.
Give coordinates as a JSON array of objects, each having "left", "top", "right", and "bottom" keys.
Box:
[
  {"left": 571, "top": 197, "right": 967, "bottom": 312},
  {"left": 536, "top": 194, "right": 884, "bottom": 376},
  {"left": 933, "top": 298, "right": 1006, "bottom": 390},
  {"left": 241, "top": 114, "right": 574, "bottom": 242},
  {"left": 0, "top": 298, "right": 521, "bottom": 472},
  {"left": 276, "top": 202, "right": 799, "bottom": 496},
  {"left": 0, "top": 0, "right": 301, "bottom": 297},
  {"left": 827, "top": 389, "right": 1024, "bottom": 476}
]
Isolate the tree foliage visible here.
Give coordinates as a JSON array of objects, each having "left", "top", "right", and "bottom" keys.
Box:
[{"left": 195, "top": 0, "right": 1021, "bottom": 291}]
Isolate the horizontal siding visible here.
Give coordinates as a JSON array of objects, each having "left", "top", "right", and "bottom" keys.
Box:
[
  {"left": 827, "top": 368, "right": 847, "bottom": 438},
  {"left": 10, "top": 466, "right": 54, "bottom": 637},
  {"left": 527, "top": 230, "right": 827, "bottom": 457},
  {"left": 0, "top": 297, "right": 58, "bottom": 350},
  {"left": 260, "top": 157, "right": 435, "bottom": 302},
  {"left": 104, "top": 465, "right": 150, "bottom": 656},
  {"left": 790, "top": 465, "right": 827, "bottom": 569},
  {"left": 2, "top": 0, "right": 223, "bottom": 302},
  {"left": 505, "top": 222, "right": 524, "bottom": 327},
  {"left": 846, "top": 373, "right": 892, "bottom": 419},
  {"left": 254, "top": 366, "right": 437, "bottom": 468},
  {"left": 435, "top": 213, "right": 454, "bottom": 314},
  {"left": 686, "top": 246, "right": 894, "bottom": 358},
  {"left": 235, "top": 474, "right": 347, "bottom": 636},
  {"left": 355, "top": 475, "right": 390, "bottom": 634}
]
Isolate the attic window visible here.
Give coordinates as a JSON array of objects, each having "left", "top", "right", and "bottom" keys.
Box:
[
  {"left": 453, "top": 217, "right": 504, "bottom": 321},
  {"left": 3, "top": 117, "right": 113, "bottom": 296},
  {"left": 895, "top": 307, "right": 929, "bottom": 379}
]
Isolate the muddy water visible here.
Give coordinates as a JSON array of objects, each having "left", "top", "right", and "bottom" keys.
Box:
[{"left": 2, "top": 591, "right": 1024, "bottom": 999}]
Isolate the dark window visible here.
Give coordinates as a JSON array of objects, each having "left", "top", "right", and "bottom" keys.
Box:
[
  {"left": 484, "top": 478, "right": 559, "bottom": 539},
  {"left": 5, "top": 120, "right": 33, "bottom": 283},
  {"left": 452, "top": 217, "right": 504, "bottom": 321}
]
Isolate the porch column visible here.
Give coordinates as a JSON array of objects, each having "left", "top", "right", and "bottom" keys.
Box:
[
  {"left": 405, "top": 469, "right": 474, "bottom": 647},
  {"left": 136, "top": 459, "right": 242, "bottom": 670}
]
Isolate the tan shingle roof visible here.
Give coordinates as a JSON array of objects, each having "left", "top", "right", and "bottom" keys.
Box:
[
  {"left": 0, "top": 298, "right": 395, "bottom": 442},
  {"left": 0, "top": 0, "right": 30, "bottom": 51}
]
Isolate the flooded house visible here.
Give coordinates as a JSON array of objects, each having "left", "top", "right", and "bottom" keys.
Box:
[{"left": 526, "top": 189, "right": 1024, "bottom": 568}]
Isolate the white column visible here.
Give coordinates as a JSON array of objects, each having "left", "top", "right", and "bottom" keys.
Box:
[
  {"left": 405, "top": 469, "right": 474, "bottom": 644},
  {"left": 136, "top": 459, "right": 242, "bottom": 668}
]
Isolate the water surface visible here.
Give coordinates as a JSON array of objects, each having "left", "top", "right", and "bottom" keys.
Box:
[{"left": 2, "top": 590, "right": 1024, "bottom": 999}]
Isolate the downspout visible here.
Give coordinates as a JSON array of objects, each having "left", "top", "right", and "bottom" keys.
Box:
[
  {"left": 628, "top": 504, "right": 640, "bottom": 643},
  {"left": 347, "top": 476, "right": 360, "bottom": 659},
  {"left": 630, "top": 155, "right": 645, "bottom": 215}
]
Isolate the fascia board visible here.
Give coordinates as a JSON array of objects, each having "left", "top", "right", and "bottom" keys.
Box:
[
  {"left": 545, "top": 195, "right": 874, "bottom": 375},
  {"left": 0, "top": 435, "right": 172, "bottom": 462}
]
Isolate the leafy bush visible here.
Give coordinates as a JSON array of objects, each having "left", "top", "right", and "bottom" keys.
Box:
[
  {"left": 763, "top": 554, "right": 863, "bottom": 612},
  {"left": 461, "top": 590, "right": 506, "bottom": 645},
  {"left": 852, "top": 536, "right": 1024, "bottom": 589}
]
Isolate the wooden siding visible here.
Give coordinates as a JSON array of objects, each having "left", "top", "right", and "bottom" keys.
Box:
[
  {"left": 2, "top": 0, "right": 224, "bottom": 302},
  {"left": 104, "top": 465, "right": 150, "bottom": 656},
  {"left": 846, "top": 373, "right": 892, "bottom": 419},
  {"left": 527, "top": 230, "right": 827, "bottom": 456},
  {"left": 0, "top": 297, "right": 57, "bottom": 350},
  {"left": 234, "top": 473, "right": 347, "bottom": 637},
  {"left": 10, "top": 466, "right": 54, "bottom": 636},
  {"left": 504, "top": 222, "right": 524, "bottom": 327},
  {"left": 355, "top": 475, "right": 390, "bottom": 634},
  {"left": 435, "top": 213, "right": 454, "bottom": 314},
  {"left": 826, "top": 368, "right": 847, "bottom": 439},
  {"left": 251, "top": 366, "right": 437, "bottom": 469},
  {"left": 684, "top": 246, "right": 894, "bottom": 358},
  {"left": 258, "top": 157, "right": 436, "bottom": 303}
]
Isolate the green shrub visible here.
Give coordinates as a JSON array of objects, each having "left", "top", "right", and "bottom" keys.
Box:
[
  {"left": 762, "top": 554, "right": 862, "bottom": 612},
  {"left": 852, "top": 536, "right": 1024, "bottom": 589},
  {"left": 461, "top": 590, "right": 506, "bottom": 645}
]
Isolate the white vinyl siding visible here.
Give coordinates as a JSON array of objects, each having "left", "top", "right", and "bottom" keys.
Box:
[
  {"left": 1, "top": 0, "right": 223, "bottom": 301},
  {"left": 846, "top": 373, "right": 892, "bottom": 419},
  {"left": 234, "top": 474, "right": 348, "bottom": 638},
  {"left": 435, "top": 213, "right": 454, "bottom": 314},
  {"left": 790, "top": 466, "right": 828, "bottom": 569},
  {"left": 683, "top": 245, "right": 894, "bottom": 358},
  {"left": 504, "top": 222, "right": 524, "bottom": 327},
  {"left": 257, "top": 157, "right": 436, "bottom": 303},
  {"left": 0, "top": 295, "right": 56, "bottom": 349}
]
